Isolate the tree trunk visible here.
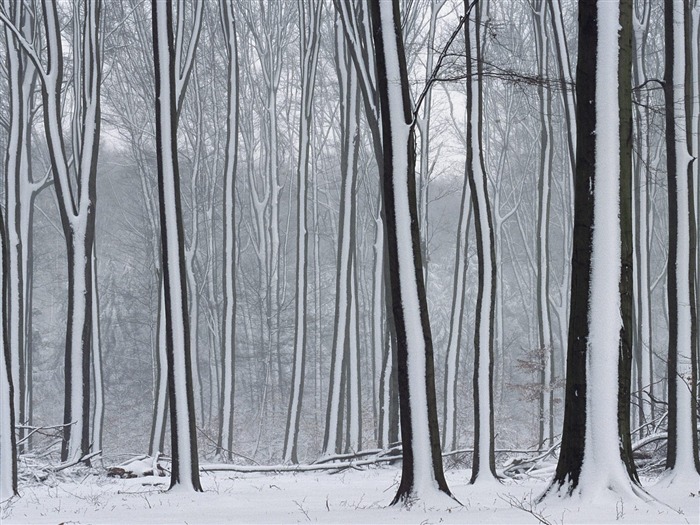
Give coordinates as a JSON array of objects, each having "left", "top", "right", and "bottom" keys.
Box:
[
  {"left": 90, "top": 252, "right": 104, "bottom": 460},
  {"left": 0, "top": 206, "right": 18, "bottom": 499},
  {"left": 442, "top": 173, "right": 472, "bottom": 452},
  {"left": 663, "top": 0, "right": 700, "bottom": 480},
  {"left": 149, "top": 278, "right": 168, "bottom": 456},
  {"left": 465, "top": 2, "right": 498, "bottom": 484},
  {"left": 284, "top": 0, "right": 322, "bottom": 464},
  {"left": 3, "top": 0, "right": 25, "bottom": 439},
  {"left": 151, "top": 0, "right": 201, "bottom": 491},
  {"left": 217, "top": 0, "right": 239, "bottom": 462},
  {"left": 632, "top": 0, "right": 654, "bottom": 432},
  {"left": 543, "top": 0, "right": 644, "bottom": 499},
  {"left": 371, "top": 0, "right": 452, "bottom": 505}
]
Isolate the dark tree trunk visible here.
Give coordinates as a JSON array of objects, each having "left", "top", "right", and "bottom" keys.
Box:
[
  {"left": 547, "top": 0, "right": 597, "bottom": 493},
  {"left": 617, "top": 0, "right": 639, "bottom": 482}
]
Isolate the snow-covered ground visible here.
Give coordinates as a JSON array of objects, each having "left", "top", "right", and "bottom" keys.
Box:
[{"left": 2, "top": 466, "right": 698, "bottom": 524}]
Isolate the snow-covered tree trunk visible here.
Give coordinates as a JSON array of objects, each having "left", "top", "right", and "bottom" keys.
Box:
[
  {"left": 546, "top": 0, "right": 576, "bottom": 391},
  {"left": 322, "top": 25, "right": 360, "bottom": 457},
  {"left": 465, "top": 3, "right": 498, "bottom": 485},
  {"left": 183, "top": 77, "right": 204, "bottom": 423},
  {"left": 442, "top": 172, "right": 471, "bottom": 452},
  {"left": 543, "top": 0, "right": 645, "bottom": 500},
  {"left": 371, "top": 194, "right": 390, "bottom": 449},
  {"left": 151, "top": 0, "right": 201, "bottom": 491},
  {"left": 3, "top": 0, "right": 25, "bottom": 438},
  {"left": 217, "top": 0, "right": 239, "bottom": 462},
  {"left": 312, "top": 139, "right": 323, "bottom": 423},
  {"left": 371, "top": 0, "right": 453, "bottom": 505},
  {"left": 90, "top": 252, "right": 104, "bottom": 460},
  {"left": 663, "top": 0, "right": 700, "bottom": 482},
  {"left": 149, "top": 279, "right": 169, "bottom": 456},
  {"left": 692, "top": 1, "right": 700, "bottom": 389},
  {"left": 0, "top": 212, "right": 18, "bottom": 499},
  {"left": 1, "top": 0, "right": 44, "bottom": 456},
  {"left": 284, "top": 0, "right": 322, "bottom": 465}
]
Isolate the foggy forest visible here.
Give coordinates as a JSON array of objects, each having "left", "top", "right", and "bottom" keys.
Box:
[{"left": 0, "top": 0, "right": 699, "bottom": 523}]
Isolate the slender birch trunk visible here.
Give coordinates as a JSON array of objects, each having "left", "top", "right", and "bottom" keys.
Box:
[
  {"left": 149, "top": 278, "right": 169, "bottom": 455},
  {"left": 416, "top": 0, "right": 445, "bottom": 289},
  {"left": 546, "top": 0, "right": 577, "bottom": 176},
  {"left": 2, "top": 0, "right": 26, "bottom": 436}
]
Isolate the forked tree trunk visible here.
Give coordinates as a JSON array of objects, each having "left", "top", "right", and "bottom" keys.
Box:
[
  {"left": 322, "top": 25, "right": 360, "bottom": 456},
  {"left": 149, "top": 278, "right": 168, "bottom": 456},
  {"left": 152, "top": 0, "right": 201, "bottom": 492},
  {"left": 465, "top": 2, "right": 498, "bottom": 484},
  {"left": 5, "top": 0, "right": 105, "bottom": 464}
]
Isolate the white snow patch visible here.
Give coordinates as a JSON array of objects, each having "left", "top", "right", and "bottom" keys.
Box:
[{"left": 1, "top": 469, "right": 696, "bottom": 524}]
